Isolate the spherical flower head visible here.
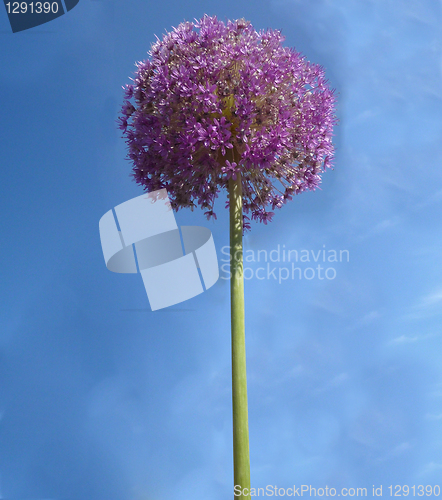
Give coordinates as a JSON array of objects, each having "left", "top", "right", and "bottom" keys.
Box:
[{"left": 119, "top": 15, "right": 338, "bottom": 227}]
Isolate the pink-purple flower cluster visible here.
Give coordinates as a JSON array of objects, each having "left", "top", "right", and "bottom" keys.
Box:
[{"left": 119, "top": 15, "right": 337, "bottom": 227}]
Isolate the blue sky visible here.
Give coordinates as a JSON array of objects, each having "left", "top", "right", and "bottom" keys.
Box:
[{"left": 1, "top": 0, "right": 442, "bottom": 498}]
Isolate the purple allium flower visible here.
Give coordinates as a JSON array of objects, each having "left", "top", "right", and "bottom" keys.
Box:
[{"left": 119, "top": 15, "right": 337, "bottom": 226}]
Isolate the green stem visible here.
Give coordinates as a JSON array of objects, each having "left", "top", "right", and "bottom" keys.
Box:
[{"left": 229, "top": 175, "right": 251, "bottom": 500}]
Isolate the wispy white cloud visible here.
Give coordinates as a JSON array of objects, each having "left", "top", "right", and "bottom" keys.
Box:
[
  {"left": 349, "top": 107, "right": 381, "bottom": 125},
  {"left": 400, "top": 288, "right": 442, "bottom": 321},
  {"left": 418, "top": 461, "right": 442, "bottom": 477},
  {"left": 388, "top": 333, "right": 434, "bottom": 345},
  {"left": 370, "top": 217, "right": 402, "bottom": 234},
  {"left": 314, "top": 372, "right": 349, "bottom": 394},
  {"left": 413, "top": 188, "right": 442, "bottom": 211},
  {"left": 425, "top": 413, "right": 442, "bottom": 420},
  {"left": 418, "top": 290, "right": 442, "bottom": 308},
  {"left": 359, "top": 310, "right": 381, "bottom": 325},
  {"left": 376, "top": 441, "right": 413, "bottom": 462}
]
